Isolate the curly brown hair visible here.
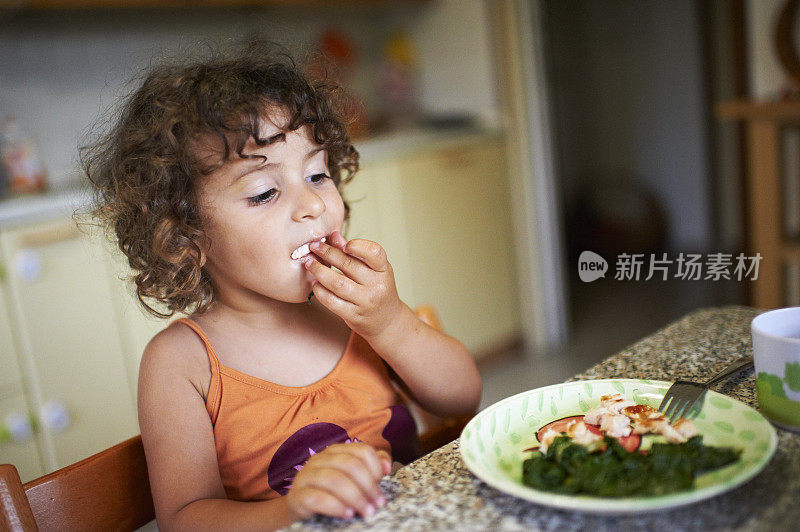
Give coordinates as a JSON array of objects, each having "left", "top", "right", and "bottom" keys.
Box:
[{"left": 82, "top": 39, "right": 360, "bottom": 318}]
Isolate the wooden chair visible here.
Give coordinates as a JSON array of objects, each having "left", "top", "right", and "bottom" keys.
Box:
[
  {"left": 0, "top": 435, "right": 154, "bottom": 532},
  {"left": 0, "top": 306, "right": 473, "bottom": 531}
]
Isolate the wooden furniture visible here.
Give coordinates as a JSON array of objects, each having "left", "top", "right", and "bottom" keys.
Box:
[
  {"left": 717, "top": 99, "right": 800, "bottom": 308},
  {"left": 0, "top": 435, "right": 154, "bottom": 532}
]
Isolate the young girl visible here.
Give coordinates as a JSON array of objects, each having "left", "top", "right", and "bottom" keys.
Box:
[{"left": 84, "top": 40, "right": 481, "bottom": 531}]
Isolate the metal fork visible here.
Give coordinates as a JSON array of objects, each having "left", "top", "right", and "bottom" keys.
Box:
[{"left": 658, "top": 356, "right": 754, "bottom": 422}]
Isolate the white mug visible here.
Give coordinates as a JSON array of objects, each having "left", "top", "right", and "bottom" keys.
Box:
[{"left": 751, "top": 307, "right": 800, "bottom": 431}]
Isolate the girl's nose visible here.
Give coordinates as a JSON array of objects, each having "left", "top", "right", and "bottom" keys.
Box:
[{"left": 292, "top": 186, "right": 326, "bottom": 221}]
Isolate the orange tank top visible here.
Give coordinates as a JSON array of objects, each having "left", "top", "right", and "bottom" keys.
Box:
[{"left": 175, "top": 318, "right": 420, "bottom": 501}]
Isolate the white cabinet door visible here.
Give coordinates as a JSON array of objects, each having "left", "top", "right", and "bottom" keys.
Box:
[
  {"left": 0, "top": 275, "right": 23, "bottom": 391},
  {"left": 345, "top": 136, "right": 519, "bottom": 356},
  {"left": 0, "top": 394, "right": 45, "bottom": 482},
  {"left": 397, "top": 140, "right": 520, "bottom": 354},
  {"left": 0, "top": 219, "right": 138, "bottom": 471},
  {"left": 91, "top": 227, "right": 168, "bottom": 402},
  {"left": 344, "top": 157, "right": 416, "bottom": 304}
]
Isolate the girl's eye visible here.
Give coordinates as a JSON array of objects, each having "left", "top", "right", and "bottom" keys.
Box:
[
  {"left": 247, "top": 188, "right": 277, "bottom": 206},
  {"left": 308, "top": 173, "right": 331, "bottom": 184}
]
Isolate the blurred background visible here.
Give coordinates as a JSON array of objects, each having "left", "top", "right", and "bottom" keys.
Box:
[{"left": 1, "top": 0, "right": 799, "bottom": 482}]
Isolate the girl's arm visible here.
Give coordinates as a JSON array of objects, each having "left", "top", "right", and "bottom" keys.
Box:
[
  {"left": 306, "top": 233, "right": 482, "bottom": 417},
  {"left": 138, "top": 325, "right": 388, "bottom": 531}
]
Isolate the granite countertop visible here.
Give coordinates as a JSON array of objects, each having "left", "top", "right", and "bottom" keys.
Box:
[{"left": 286, "top": 306, "right": 800, "bottom": 531}]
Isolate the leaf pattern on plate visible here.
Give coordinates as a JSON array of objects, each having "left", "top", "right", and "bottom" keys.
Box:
[
  {"left": 710, "top": 396, "right": 733, "bottom": 409},
  {"left": 713, "top": 421, "right": 735, "bottom": 433},
  {"left": 578, "top": 396, "right": 590, "bottom": 412}
]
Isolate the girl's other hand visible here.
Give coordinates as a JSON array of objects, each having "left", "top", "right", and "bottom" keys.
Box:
[
  {"left": 285, "top": 442, "right": 391, "bottom": 521},
  {"left": 305, "top": 231, "right": 406, "bottom": 341}
]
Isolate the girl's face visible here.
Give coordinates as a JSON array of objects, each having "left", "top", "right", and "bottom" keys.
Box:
[{"left": 195, "top": 117, "right": 345, "bottom": 308}]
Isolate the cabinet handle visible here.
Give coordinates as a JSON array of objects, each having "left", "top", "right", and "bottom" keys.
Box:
[
  {"left": 40, "top": 400, "right": 70, "bottom": 432},
  {"left": 2, "top": 412, "right": 35, "bottom": 443},
  {"left": 13, "top": 250, "right": 42, "bottom": 282}
]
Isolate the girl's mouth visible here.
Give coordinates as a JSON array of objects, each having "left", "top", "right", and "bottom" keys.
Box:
[{"left": 291, "top": 237, "right": 326, "bottom": 260}]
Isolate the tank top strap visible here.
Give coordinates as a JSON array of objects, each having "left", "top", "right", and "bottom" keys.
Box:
[{"left": 173, "top": 317, "right": 223, "bottom": 425}]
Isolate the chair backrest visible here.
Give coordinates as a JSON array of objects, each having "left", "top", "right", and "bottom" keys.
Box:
[
  {"left": 0, "top": 306, "right": 471, "bottom": 530},
  {"left": 0, "top": 435, "right": 154, "bottom": 532}
]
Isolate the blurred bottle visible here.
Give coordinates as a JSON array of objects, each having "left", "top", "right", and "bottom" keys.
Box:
[
  {"left": 376, "top": 31, "right": 419, "bottom": 131},
  {"left": 1, "top": 116, "right": 48, "bottom": 196}
]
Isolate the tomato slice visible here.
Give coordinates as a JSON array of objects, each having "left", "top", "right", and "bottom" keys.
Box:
[{"left": 536, "top": 415, "right": 641, "bottom": 452}]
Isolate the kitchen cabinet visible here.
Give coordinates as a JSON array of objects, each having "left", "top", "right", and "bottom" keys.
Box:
[
  {"left": 0, "top": 276, "right": 23, "bottom": 392},
  {"left": 98, "top": 232, "right": 169, "bottom": 402},
  {"left": 345, "top": 133, "right": 520, "bottom": 357},
  {"left": 0, "top": 278, "right": 46, "bottom": 482},
  {"left": 0, "top": 218, "right": 139, "bottom": 481}
]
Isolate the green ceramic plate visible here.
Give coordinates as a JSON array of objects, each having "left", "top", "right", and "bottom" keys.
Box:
[{"left": 459, "top": 379, "right": 777, "bottom": 514}]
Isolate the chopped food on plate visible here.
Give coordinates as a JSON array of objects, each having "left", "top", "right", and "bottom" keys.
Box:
[{"left": 522, "top": 394, "right": 740, "bottom": 497}]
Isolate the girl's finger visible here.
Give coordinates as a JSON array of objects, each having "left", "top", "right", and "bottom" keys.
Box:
[
  {"left": 309, "top": 278, "right": 359, "bottom": 317},
  {"left": 314, "top": 451, "right": 384, "bottom": 504},
  {"left": 291, "top": 486, "right": 354, "bottom": 520},
  {"left": 329, "top": 230, "right": 348, "bottom": 250},
  {"left": 310, "top": 239, "right": 371, "bottom": 284},
  {"left": 375, "top": 450, "right": 393, "bottom": 475},
  {"left": 327, "top": 443, "right": 386, "bottom": 482},
  {"left": 304, "top": 256, "right": 360, "bottom": 302},
  {"left": 342, "top": 238, "right": 390, "bottom": 272},
  {"left": 303, "top": 469, "right": 376, "bottom": 518}
]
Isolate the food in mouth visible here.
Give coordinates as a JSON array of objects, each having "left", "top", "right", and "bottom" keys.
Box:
[{"left": 291, "top": 237, "right": 326, "bottom": 260}]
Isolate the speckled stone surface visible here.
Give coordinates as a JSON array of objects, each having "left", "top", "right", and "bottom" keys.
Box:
[{"left": 285, "top": 306, "right": 800, "bottom": 531}]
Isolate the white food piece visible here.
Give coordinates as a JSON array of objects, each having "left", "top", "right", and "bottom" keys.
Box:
[
  {"left": 583, "top": 405, "right": 614, "bottom": 425},
  {"left": 565, "top": 420, "right": 603, "bottom": 446},
  {"left": 622, "top": 405, "right": 690, "bottom": 443},
  {"left": 672, "top": 418, "right": 698, "bottom": 439},
  {"left": 291, "top": 237, "right": 326, "bottom": 260},
  {"left": 538, "top": 427, "right": 560, "bottom": 454},
  {"left": 599, "top": 413, "right": 632, "bottom": 438},
  {"left": 576, "top": 395, "right": 699, "bottom": 448},
  {"left": 600, "top": 393, "right": 637, "bottom": 413},
  {"left": 660, "top": 422, "right": 687, "bottom": 443}
]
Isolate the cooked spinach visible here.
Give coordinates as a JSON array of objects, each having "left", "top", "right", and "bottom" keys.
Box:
[{"left": 522, "top": 435, "right": 740, "bottom": 497}]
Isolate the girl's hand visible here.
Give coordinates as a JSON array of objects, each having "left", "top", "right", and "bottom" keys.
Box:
[
  {"left": 305, "top": 231, "right": 405, "bottom": 341},
  {"left": 285, "top": 443, "right": 391, "bottom": 521}
]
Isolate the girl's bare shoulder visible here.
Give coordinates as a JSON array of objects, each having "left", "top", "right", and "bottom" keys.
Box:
[{"left": 139, "top": 320, "right": 212, "bottom": 397}]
